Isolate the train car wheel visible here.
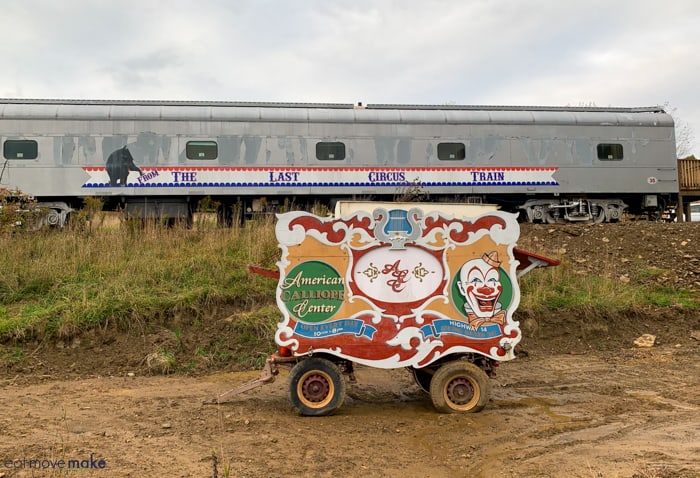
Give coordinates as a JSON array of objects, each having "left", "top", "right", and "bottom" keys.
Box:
[
  {"left": 593, "top": 206, "right": 607, "bottom": 223},
  {"left": 429, "top": 361, "right": 491, "bottom": 413},
  {"left": 544, "top": 208, "right": 561, "bottom": 224},
  {"left": 288, "top": 357, "right": 346, "bottom": 416}
]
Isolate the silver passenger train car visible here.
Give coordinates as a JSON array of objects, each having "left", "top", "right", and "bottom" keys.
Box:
[{"left": 0, "top": 99, "right": 678, "bottom": 225}]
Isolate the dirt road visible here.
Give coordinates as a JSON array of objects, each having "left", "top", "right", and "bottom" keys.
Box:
[
  {"left": 2, "top": 221, "right": 700, "bottom": 477},
  {"left": 2, "top": 343, "right": 698, "bottom": 478}
]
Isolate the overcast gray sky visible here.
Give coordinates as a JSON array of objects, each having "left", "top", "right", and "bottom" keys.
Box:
[{"left": 1, "top": 0, "right": 698, "bottom": 155}]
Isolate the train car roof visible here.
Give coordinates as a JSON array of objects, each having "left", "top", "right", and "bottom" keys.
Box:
[{"left": 0, "top": 98, "right": 674, "bottom": 127}]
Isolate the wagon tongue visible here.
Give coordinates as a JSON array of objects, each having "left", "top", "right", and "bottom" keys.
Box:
[
  {"left": 203, "top": 353, "right": 296, "bottom": 405},
  {"left": 203, "top": 355, "right": 278, "bottom": 405}
]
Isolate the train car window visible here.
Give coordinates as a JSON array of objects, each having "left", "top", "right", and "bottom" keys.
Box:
[
  {"left": 3, "top": 140, "right": 38, "bottom": 160},
  {"left": 186, "top": 141, "right": 218, "bottom": 160},
  {"left": 316, "top": 142, "right": 346, "bottom": 160},
  {"left": 437, "top": 143, "right": 466, "bottom": 160},
  {"left": 597, "top": 143, "right": 623, "bottom": 161}
]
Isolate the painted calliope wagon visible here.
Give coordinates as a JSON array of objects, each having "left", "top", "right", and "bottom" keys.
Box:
[{"left": 209, "top": 204, "right": 558, "bottom": 415}]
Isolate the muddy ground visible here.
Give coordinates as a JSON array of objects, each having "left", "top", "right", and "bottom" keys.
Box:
[{"left": 1, "top": 221, "right": 700, "bottom": 477}]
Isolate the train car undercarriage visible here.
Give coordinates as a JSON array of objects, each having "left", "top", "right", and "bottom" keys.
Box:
[{"left": 519, "top": 198, "right": 628, "bottom": 224}]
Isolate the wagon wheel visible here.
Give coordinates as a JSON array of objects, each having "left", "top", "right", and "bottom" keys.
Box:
[
  {"left": 288, "top": 357, "right": 346, "bottom": 416},
  {"left": 411, "top": 367, "right": 434, "bottom": 393},
  {"left": 429, "top": 361, "right": 491, "bottom": 413}
]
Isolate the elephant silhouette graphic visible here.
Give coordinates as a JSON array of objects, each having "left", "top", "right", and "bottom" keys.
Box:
[{"left": 106, "top": 146, "right": 143, "bottom": 186}]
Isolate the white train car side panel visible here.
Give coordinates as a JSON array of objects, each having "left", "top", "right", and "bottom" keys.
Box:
[{"left": 0, "top": 100, "right": 677, "bottom": 224}]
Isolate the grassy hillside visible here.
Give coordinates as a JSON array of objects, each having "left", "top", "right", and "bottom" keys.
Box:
[
  {"left": 0, "top": 216, "right": 281, "bottom": 341},
  {"left": 1, "top": 216, "right": 698, "bottom": 372}
]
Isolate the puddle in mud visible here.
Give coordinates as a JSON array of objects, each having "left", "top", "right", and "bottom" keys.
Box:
[
  {"left": 492, "top": 397, "right": 570, "bottom": 420},
  {"left": 625, "top": 389, "right": 698, "bottom": 411}
]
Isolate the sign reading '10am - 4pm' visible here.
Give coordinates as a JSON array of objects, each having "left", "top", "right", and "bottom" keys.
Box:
[
  {"left": 273, "top": 208, "right": 524, "bottom": 369},
  {"left": 82, "top": 166, "right": 558, "bottom": 188}
]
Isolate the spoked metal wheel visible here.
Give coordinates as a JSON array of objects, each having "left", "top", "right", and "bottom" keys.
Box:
[
  {"left": 429, "top": 361, "right": 491, "bottom": 413},
  {"left": 288, "top": 357, "right": 346, "bottom": 416}
]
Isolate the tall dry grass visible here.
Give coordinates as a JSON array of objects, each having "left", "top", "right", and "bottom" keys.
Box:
[
  {"left": 518, "top": 257, "right": 698, "bottom": 312},
  {"left": 0, "top": 213, "right": 697, "bottom": 343},
  {"left": 0, "top": 216, "right": 280, "bottom": 341}
]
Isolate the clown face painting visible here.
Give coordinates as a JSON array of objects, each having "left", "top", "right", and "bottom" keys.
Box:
[{"left": 456, "top": 251, "right": 507, "bottom": 329}]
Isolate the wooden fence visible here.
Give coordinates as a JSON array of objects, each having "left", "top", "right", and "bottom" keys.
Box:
[
  {"left": 678, "top": 158, "right": 700, "bottom": 221},
  {"left": 678, "top": 158, "right": 700, "bottom": 192}
]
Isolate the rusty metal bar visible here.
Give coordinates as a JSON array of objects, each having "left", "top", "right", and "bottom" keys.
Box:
[{"left": 203, "top": 355, "right": 297, "bottom": 405}]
